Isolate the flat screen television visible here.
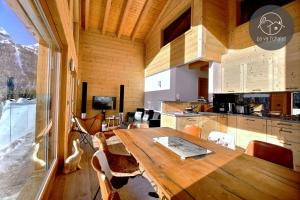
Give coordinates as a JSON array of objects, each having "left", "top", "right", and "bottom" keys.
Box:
[{"left": 92, "top": 96, "right": 116, "bottom": 110}]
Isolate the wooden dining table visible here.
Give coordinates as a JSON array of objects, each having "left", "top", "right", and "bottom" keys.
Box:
[{"left": 113, "top": 127, "right": 300, "bottom": 200}]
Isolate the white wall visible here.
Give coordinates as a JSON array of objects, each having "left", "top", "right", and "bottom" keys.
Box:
[{"left": 144, "top": 65, "right": 208, "bottom": 111}]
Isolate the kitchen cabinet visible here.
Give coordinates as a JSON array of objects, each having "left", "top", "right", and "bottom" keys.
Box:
[
  {"left": 244, "top": 48, "right": 273, "bottom": 92},
  {"left": 199, "top": 116, "right": 218, "bottom": 140},
  {"left": 236, "top": 116, "right": 267, "bottom": 149},
  {"left": 266, "top": 120, "right": 300, "bottom": 172},
  {"left": 161, "top": 114, "right": 176, "bottom": 129},
  {"left": 176, "top": 116, "right": 199, "bottom": 132},
  {"left": 220, "top": 33, "right": 300, "bottom": 93},
  {"left": 221, "top": 52, "right": 244, "bottom": 93},
  {"left": 285, "top": 33, "right": 300, "bottom": 91},
  {"left": 217, "top": 115, "right": 228, "bottom": 133},
  {"left": 227, "top": 115, "right": 237, "bottom": 142}
]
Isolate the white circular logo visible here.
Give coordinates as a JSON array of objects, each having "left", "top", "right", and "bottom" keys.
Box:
[
  {"left": 249, "top": 5, "right": 294, "bottom": 50},
  {"left": 258, "top": 12, "right": 285, "bottom": 36}
]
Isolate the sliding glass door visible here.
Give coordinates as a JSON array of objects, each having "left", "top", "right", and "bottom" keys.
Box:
[{"left": 0, "top": 0, "right": 60, "bottom": 198}]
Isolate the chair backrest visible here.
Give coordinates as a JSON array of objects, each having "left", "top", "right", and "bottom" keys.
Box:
[
  {"left": 245, "top": 140, "right": 294, "bottom": 169},
  {"left": 95, "top": 133, "right": 109, "bottom": 152},
  {"left": 134, "top": 111, "right": 143, "bottom": 121},
  {"left": 183, "top": 125, "right": 201, "bottom": 138},
  {"left": 139, "top": 123, "right": 149, "bottom": 129},
  {"left": 152, "top": 112, "right": 160, "bottom": 120},
  {"left": 91, "top": 153, "right": 120, "bottom": 200},
  {"left": 73, "top": 115, "right": 88, "bottom": 134},
  {"left": 128, "top": 124, "right": 137, "bottom": 129},
  {"left": 208, "top": 131, "right": 235, "bottom": 150}
]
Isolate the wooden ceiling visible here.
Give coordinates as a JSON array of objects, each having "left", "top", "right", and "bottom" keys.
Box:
[{"left": 82, "top": 0, "right": 168, "bottom": 40}]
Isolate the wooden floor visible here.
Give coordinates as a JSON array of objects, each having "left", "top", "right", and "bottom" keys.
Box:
[{"left": 49, "top": 140, "right": 101, "bottom": 200}]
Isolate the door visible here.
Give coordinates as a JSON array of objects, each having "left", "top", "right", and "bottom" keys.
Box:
[{"left": 198, "top": 78, "right": 208, "bottom": 99}]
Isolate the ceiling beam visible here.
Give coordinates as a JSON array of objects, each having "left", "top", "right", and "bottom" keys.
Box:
[
  {"left": 102, "top": 0, "right": 112, "bottom": 34},
  {"left": 117, "top": 0, "right": 133, "bottom": 38},
  {"left": 131, "top": 0, "right": 153, "bottom": 41},
  {"left": 73, "top": 0, "right": 80, "bottom": 23},
  {"left": 189, "top": 60, "right": 209, "bottom": 70},
  {"left": 84, "top": 0, "right": 90, "bottom": 31},
  {"left": 145, "top": 0, "right": 171, "bottom": 42}
]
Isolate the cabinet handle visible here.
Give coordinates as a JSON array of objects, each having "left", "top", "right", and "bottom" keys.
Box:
[
  {"left": 252, "top": 89, "right": 261, "bottom": 91},
  {"left": 280, "top": 129, "right": 293, "bottom": 134},
  {"left": 286, "top": 87, "right": 299, "bottom": 90},
  {"left": 246, "top": 119, "right": 255, "bottom": 121},
  {"left": 187, "top": 118, "right": 197, "bottom": 121},
  {"left": 282, "top": 142, "right": 292, "bottom": 146},
  {"left": 278, "top": 123, "right": 292, "bottom": 126},
  {"left": 227, "top": 90, "right": 235, "bottom": 92}
]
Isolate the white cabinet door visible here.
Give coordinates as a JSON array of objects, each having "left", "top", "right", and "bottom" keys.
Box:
[
  {"left": 222, "top": 62, "right": 244, "bottom": 93},
  {"left": 285, "top": 33, "right": 300, "bottom": 91},
  {"left": 244, "top": 48, "right": 273, "bottom": 92}
]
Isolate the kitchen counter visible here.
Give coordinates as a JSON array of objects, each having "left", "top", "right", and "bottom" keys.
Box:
[{"left": 162, "top": 112, "right": 300, "bottom": 124}]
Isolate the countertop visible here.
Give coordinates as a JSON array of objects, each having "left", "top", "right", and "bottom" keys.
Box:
[{"left": 162, "top": 111, "right": 300, "bottom": 124}]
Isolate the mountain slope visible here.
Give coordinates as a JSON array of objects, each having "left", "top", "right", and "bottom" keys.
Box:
[{"left": 0, "top": 27, "right": 38, "bottom": 101}]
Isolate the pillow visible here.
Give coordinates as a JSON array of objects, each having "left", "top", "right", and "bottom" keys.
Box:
[
  {"left": 142, "top": 113, "right": 150, "bottom": 122},
  {"left": 134, "top": 111, "right": 143, "bottom": 121}
]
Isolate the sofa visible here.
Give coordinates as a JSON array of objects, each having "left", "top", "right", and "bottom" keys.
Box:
[{"left": 127, "top": 108, "right": 160, "bottom": 127}]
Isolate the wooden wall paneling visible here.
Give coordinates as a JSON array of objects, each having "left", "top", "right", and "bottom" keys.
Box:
[
  {"left": 202, "top": 0, "right": 228, "bottom": 47},
  {"left": 134, "top": 0, "right": 169, "bottom": 40},
  {"left": 84, "top": 0, "right": 90, "bottom": 31},
  {"left": 78, "top": 30, "right": 144, "bottom": 117},
  {"left": 145, "top": 0, "right": 171, "bottom": 41},
  {"left": 228, "top": 1, "right": 300, "bottom": 49},
  {"left": 38, "top": 0, "right": 78, "bottom": 198},
  {"left": 200, "top": 0, "right": 228, "bottom": 61},
  {"left": 145, "top": 0, "right": 198, "bottom": 76},
  {"left": 131, "top": 0, "right": 153, "bottom": 41},
  {"left": 102, "top": 0, "right": 112, "bottom": 34},
  {"left": 145, "top": 27, "right": 198, "bottom": 76}
]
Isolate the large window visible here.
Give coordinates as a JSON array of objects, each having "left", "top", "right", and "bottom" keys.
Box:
[
  {"left": 0, "top": 0, "right": 60, "bottom": 199},
  {"left": 239, "top": 0, "right": 295, "bottom": 25},
  {"left": 162, "top": 8, "right": 191, "bottom": 46}
]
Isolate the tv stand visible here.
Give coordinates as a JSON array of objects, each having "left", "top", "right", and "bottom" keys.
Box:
[{"left": 102, "top": 110, "right": 106, "bottom": 119}]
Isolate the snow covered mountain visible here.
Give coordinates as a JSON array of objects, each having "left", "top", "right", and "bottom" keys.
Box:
[{"left": 0, "top": 27, "right": 38, "bottom": 101}]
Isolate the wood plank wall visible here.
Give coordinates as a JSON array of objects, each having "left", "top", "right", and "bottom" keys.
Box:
[
  {"left": 39, "top": 0, "right": 79, "bottom": 199},
  {"left": 145, "top": 0, "right": 194, "bottom": 77},
  {"left": 201, "top": 0, "right": 228, "bottom": 61},
  {"left": 144, "top": 0, "right": 229, "bottom": 76},
  {"left": 229, "top": 0, "right": 300, "bottom": 49},
  {"left": 77, "top": 29, "right": 145, "bottom": 117}
]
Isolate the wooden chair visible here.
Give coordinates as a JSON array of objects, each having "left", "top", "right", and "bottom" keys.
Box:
[
  {"left": 73, "top": 113, "right": 102, "bottom": 150},
  {"left": 95, "top": 133, "right": 141, "bottom": 177},
  {"left": 139, "top": 123, "right": 150, "bottom": 129},
  {"left": 91, "top": 153, "right": 157, "bottom": 200},
  {"left": 127, "top": 124, "right": 137, "bottom": 129},
  {"left": 245, "top": 140, "right": 294, "bottom": 169},
  {"left": 91, "top": 154, "right": 121, "bottom": 200},
  {"left": 208, "top": 131, "right": 235, "bottom": 150},
  {"left": 128, "top": 123, "right": 149, "bottom": 129},
  {"left": 183, "top": 125, "right": 202, "bottom": 138}
]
